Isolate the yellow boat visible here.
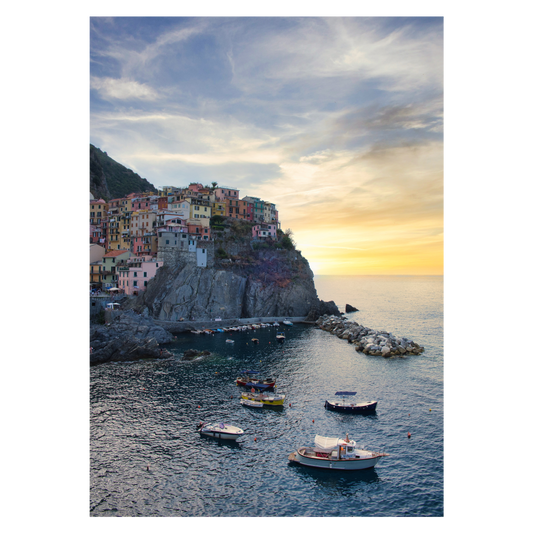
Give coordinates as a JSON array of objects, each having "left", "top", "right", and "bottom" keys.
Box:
[{"left": 241, "top": 391, "right": 285, "bottom": 405}]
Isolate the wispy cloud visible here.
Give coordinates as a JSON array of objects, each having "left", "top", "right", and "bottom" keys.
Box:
[{"left": 90, "top": 17, "right": 443, "bottom": 275}]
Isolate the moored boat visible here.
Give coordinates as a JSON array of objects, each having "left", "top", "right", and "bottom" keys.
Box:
[
  {"left": 251, "top": 338, "right": 259, "bottom": 344},
  {"left": 197, "top": 422, "right": 244, "bottom": 440},
  {"left": 324, "top": 392, "right": 377, "bottom": 413},
  {"left": 240, "top": 398, "right": 263, "bottom": 409},
  {"left": 283, "top": 320, "right": 293, "bottom": 326},
  {"left": 276, "top": 332, "right": 285, "bottom": 343},
  {"left": 236, "top": 370, "right": 276, "bottom": 389},
  {"left": 288, "top": 434, "right": 388, "bottom": 470},
  {"left": 241, "top": 390, "right": 285, "bottom": 406}
]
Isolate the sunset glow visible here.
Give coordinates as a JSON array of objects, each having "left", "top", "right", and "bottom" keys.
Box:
[{"left": 90, "top": 17, "right": 443, "bottom": 275}]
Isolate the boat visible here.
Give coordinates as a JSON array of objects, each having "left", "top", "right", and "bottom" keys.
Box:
[
  {"left": 241, "top": 390, "right": 285, "bottom": 406},
  {"left": 240, "top": 398, "right": 263, "bottom": 409},
  {"left": 276, "top": 332, "right": 285, "bottom": 343},
  {"left": 324, "top": 392, "right": 377, "bottom": 413},
  {"left": 235, "top": 370, "right": 276, "bottom": 389},
  {"left": 197, "top": 422, "right": 244, "bottom": 440},
  {"left": 251, "top": 338, "right": 259, "bottom": 344},
  {"left": 226, "top": 339, "right": 235, "bottom": 344},
  {"left": 272, "top": 322, "right": 280, "bottom": 327},
  {"left": 283, "top": 320, "right": 293, "bottom": 326},
  {"left": 288, "top": 434, "right": 388, "bottom": 470}
]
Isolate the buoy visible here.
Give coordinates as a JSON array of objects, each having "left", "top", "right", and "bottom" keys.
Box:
[
  {"left": 198, "top": 405, "right": 201, "bottom": 408},
  {"left": 289, "top": 403, "right": 291, "bottom": 407},
  {"left": 312, "top": 419, "right": 314, "bottom": 423},
  {"left": 429, "top": 409, "right": 432, "bottom": 412},
  {"left": 254, "top": 437, "right": 257, "bottom": 442},
  {"left": 408, "top": 432, "right": 411, "bottom": 438}
]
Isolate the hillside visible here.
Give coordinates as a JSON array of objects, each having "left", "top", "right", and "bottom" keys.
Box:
[{"left": 90, "top": 145, "right": 158, "bottom": 200}]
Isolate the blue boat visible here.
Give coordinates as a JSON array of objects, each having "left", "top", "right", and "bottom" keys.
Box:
[{"left": 325, "top": 392, "right": 377, "bottom": 413}]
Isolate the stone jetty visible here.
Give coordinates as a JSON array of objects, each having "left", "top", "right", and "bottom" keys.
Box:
[{"left": 315, "top": 315, "right": 424, "bottom": 357}]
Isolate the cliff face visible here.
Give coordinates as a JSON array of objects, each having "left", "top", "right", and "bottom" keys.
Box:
[{"left": 125, "top": 248, "right": 339, "bottom": 320}]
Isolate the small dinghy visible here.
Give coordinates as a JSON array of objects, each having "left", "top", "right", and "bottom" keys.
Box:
[
  {"left": 226, "top": 339, "right": 235, "bottom": 344},
  {"left": 240, "top": 399, "right": 263, "bottom": 409},
  {"left": 197, "top": 422, "right": 244, "bottom": 440}
]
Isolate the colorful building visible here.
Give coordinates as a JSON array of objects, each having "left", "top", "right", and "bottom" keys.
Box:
[
  {"left": 252, "top": 223, "right": 277, "bottom": 239},
  {"left": 101, "top": 250, "right": 133, "bottom": 288},
  {"left": 118, "top": 256, "right": 163, "bottom": 296}
]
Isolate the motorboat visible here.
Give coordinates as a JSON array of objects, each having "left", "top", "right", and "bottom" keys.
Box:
[
  {"left": 288, "top": 434, "right": 388, "bottom": 470},
  {"left": 240, "top": 398, "right": 263, "bottom": 409},
  {"left": 251, "top": 338, "right": 259, "bottom": 344},
  {"left": 324, "top": 392, "right": 377, "bottom": 413},
  {"left": 235, "top": 370, "right": 276, "bottom": 389},
  {"left": 241, "top": 390, "right": 285, "bottom": 406},
  {"left": 276, "top": 332, "right": 285, "bottom": 343},
  {"left": 283, "top": 320, "right": 293, "bottom": 326},
  {"left": 272, "top": 322, "right": 280, "bottom": 327},
  {"left": 197, "top": 422, "right": 244, "bottom": 440},
  {"left": 226, "top": 339, "right": 235, "bottom": 344}
]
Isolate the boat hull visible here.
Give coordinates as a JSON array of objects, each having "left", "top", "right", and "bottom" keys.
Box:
[
  {"left": 289, "top": 448, "right": 385, "bottom": 470},
  {"left": 236, "top": 377, "right": 276, "bottom": 389},
  {"left": 241, "top": 392, "right": 285, "bottom": 405},
  {"left": 198, "top": 424, "right": 244, "bottom": 440},
  {"left": 240, "top": 399, "right": 263, "bottom": 409},
  {"left": 325, "top": 400, "right": 377, "bottom": 413}
]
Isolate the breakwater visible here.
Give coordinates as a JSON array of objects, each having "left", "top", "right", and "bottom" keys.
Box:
[
  {"left": 153, "top": 316, "right": 310, "bottom": 334},
  {"left": 316, "top": 315, "right": 425, "bottom": 356}
]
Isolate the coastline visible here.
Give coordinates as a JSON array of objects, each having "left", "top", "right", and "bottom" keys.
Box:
[{"left": 153, "top": 316, "right": 312, "bottom": 334}]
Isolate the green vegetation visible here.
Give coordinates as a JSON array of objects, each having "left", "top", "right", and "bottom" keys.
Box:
[
  {"left": 90, "top": 145, "right": 158, "bottom": 200},
  {"left": 215, "top": 247, "right": 229, "bottom": 259}
]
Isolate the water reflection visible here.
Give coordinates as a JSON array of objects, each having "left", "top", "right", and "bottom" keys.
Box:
[{"left": 290, "top": 463, "right": 380, "bottom": 491}]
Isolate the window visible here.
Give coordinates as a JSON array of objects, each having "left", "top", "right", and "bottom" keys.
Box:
[
  {"left": 134, "top": 272, "right": 137, "bottom": 277},
  {"left": 144, "top": 272, "right": 147, "bottom": 277},
  {"left": 166, "top": 240, "right": 169, "bottom": 245},
  {"left": 144, "top": 281, "right": 147, "bottom": 286}
]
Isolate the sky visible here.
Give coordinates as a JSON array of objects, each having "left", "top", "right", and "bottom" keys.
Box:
[{"left": 90, "top": 16, "right": 443, "bottom": 275}]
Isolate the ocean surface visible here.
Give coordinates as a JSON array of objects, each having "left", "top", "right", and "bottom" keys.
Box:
[{"left": 90, "top": 275, "right": 443, "bottom": 517}]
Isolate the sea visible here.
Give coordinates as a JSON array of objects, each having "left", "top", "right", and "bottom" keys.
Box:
[{"left": 90, "top": 275, "right": 443, "bottom": 517}]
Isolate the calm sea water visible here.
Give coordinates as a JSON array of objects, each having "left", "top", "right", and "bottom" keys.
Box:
[{"left": 90, "top": 275, "right": 443, "bottom": 517}]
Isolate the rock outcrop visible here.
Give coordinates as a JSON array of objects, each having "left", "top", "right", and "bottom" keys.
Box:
[
  {"left": 345, "top": 304, "right": 359, "bottom": 313},
  {"left": 124, "top": 249, "right": 341, "bottom": 321},
  {"left": 90, "top": 310, "right": 174, "bottom": 365},
  {"left": 316, "top": 315, "right": 424, "bottom": 357}
]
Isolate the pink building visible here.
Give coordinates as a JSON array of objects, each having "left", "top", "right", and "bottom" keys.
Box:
[
  {"left": 118, "top": 256, "right": 164, "bottom": 296},
  {"left": 252, "top": 223, "right": 277, "bottom": 239}
]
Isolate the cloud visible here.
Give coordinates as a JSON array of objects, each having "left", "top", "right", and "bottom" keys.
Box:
[
  {"left": 91, "top": 77, "right": 159, "bottom": 101},
  {"left": 90, "top": 17, "right": 443, "bottom": 275}
]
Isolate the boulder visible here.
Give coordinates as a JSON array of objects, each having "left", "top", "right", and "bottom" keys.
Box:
[
  {"left": 90, "top": 310, "right": 174, "bottom": 365},
  {"left": 345, "top": 304, "right": 359, "bottom": 312}
]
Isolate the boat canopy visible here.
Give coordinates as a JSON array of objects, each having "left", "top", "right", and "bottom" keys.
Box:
[
  {"left": 314, "top": 435, "right": 353, "bottom": 451},
  {"left": 246, "top": 382, "right": 271, "bottom": 390},
  {"left": 335, "top": 391, "right": 357, "bottom": 396}
]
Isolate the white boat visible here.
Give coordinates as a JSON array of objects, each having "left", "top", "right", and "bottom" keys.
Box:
[
  {"left": 197, "top": 422, "right": 244, "bottom": 440},
  {"left": 272, "top": 322, "right": 280, "bottom": 327},
  {"left": 226, "top": 339, "right": 235, "bottom": 343},
  {"left": 240, "top": 399, "right": 263, "bottom": 409},
  {"left": 283, "top": 320, "right": 293, "bottom": 326},
  {"left": 288, "top": 434, "right": 388, "bottom": 470}
]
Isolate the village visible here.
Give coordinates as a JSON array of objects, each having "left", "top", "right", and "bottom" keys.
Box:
[{"left": 90, "top": 183, "right": 280, "bottom": 297}]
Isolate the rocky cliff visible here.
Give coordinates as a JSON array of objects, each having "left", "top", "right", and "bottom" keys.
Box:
[
  {"left": 90, "top": 310, "right": 174, "bottom": 365},
  {"left": 123, "top": 248, "right": 340, "bottom": 321}
]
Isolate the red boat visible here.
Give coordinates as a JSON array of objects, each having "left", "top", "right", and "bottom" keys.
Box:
[{"left": 236, "top": 370, "right": 276, "bottom": 390}]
